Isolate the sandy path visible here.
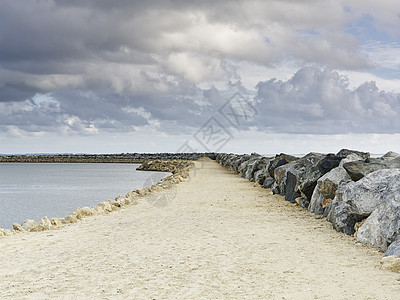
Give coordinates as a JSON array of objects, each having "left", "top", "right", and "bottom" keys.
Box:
[{"left": 0, "top": 159, "right": 399, "bottom": 299}]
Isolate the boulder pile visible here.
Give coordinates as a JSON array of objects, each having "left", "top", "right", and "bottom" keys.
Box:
[
  {"left": 0, "top": 160, "right": 194, "bottom": 237},
  {"left": 216, "top": 150, "right": 400, "bottom": 260}
]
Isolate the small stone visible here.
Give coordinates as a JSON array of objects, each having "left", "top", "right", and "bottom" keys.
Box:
[
  {"left": 75, "top": 207, "right": 95, "bottom": 219},
  {"left": 38, "top": 216, "right": 52, "bottom": 231},
  {"left": 380, "top": 255, "right": 400, "bottom": 272},
  {"left": 384, "top": 239, "right": 400, "bottom": 257},
  {"left": 64, "top": 214, "right": 78, "bottom": 223},
  {"left": 21, "top": 219, "right": 39, "bottom": 232},
  {"left": 50, "top": 218, "right": 63, "bottom": 227},
  {"left": 98, "top": 201, "right": 113, "bottom": 212},
  {"left": 13, "top": 223, "right": 25, "bottom": 232}
]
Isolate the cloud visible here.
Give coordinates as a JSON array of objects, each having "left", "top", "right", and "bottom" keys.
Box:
[
  {"left": 255, "top": 67, "right": 400, "bottom": 134},
  {"left": 1, "top": 0, "right": 399, "bottom": 152},
  {"left": 2, "top": 0, "right": 397, "bottom": 104}
]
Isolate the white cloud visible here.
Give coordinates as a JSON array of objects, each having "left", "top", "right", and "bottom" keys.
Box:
[{"left": 255, "top": 67, "right": 400, "bottom": 134}]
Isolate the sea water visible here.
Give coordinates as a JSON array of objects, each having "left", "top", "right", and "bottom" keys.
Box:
[{"left": 0, "top": 163, "right": 170, "bottom": 229}]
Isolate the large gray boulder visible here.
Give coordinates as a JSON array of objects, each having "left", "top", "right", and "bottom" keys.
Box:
[
  {"left": 254, "top": 167, "right": 269, "bottom": 185},
  {"left": 273, "top": 152, "right": 340, "bottom": 203},
  {"left": 384, "top": 238, "right": 400, "bottom": 257},
  {"left": 309, "top": 153, "right": 363, "bottom": 215},
  {"left": 357, "top": 184, "right": 400, "bottom": 250},
  {"left": 308, "top": 187, "right": 324, "bottom": 215},
  {"left": 231, "top": 154, "right": 249, "bottom": 171},
  {"left": 382, "top": 151, "right": 400, "bottom": 160},
  {"left": 267, "top": 153, "right": 298, "bottom": 178},
  {"left": 318, "top": 166, "right": 351, "bottom": 200},
  {"left": 238, "top": 154, "right": 259, "bottom": 176},
  {"left": 327, "top": 169, "right": 400, "bottom": 236},
  {"left": 253, "top": 158, "right": 273, "bottom": 184},
  {"left": 343, "top": 157, "right": 400, "bottom": 181},
  {"left": 244, "top": 156, "right": 268, "bottom": 180},
  {"left": 336, "top": 149, "right": 370, "bottom": 160}
]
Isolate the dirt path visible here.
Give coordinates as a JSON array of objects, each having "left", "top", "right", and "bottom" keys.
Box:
[{"left": 0, "top": 159, "right": 399, "bottom": 299}]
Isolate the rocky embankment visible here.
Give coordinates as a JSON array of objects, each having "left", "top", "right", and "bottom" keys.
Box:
[
  {"left": 0, "top": 153, "right": 216, "bottom": 163},
  {"left": 216, "top": 150, "right": 400, "bottom": 265},
  {"left": 0, "top": 160, "right": 194, "bottom": 237}
]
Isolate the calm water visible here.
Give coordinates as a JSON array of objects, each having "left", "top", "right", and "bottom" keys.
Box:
[{"left": 0, "top": 163, "right": 170, "bottom": 229}]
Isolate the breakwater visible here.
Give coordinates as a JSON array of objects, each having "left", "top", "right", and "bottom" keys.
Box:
[
  {"left": 0, "top": 153, "right": 216, "bottom": 163},
  {"left": 0, "top": 159, "right": 194, "bottom": 236},
  {"left": 216, "top": 150, "right": 400, "bottom": 262}
]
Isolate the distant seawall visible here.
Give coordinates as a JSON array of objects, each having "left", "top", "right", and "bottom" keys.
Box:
[{"left": 0, "top": 153, "right": 217, "bottom": 163}]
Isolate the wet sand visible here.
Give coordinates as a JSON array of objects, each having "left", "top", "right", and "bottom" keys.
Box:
[{"left": 0, "top": 159, "right": 399, "bottom": 299}]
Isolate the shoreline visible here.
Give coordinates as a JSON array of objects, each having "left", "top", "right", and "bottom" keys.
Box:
[{"left": 0, "top": 159, "right": 194, "bottom": 236}]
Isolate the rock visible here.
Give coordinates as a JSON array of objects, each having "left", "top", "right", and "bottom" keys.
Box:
[
  {"left": 308, "top": 187, "right": 324, "bottom": 215},
  {"left": 357, "top": 192, "right": 400, "bottom": 250},
  {"left": 0, "top": 228, "right": 14, "bottom": 236},
  {"left": 125, "top": 191, "right": 138, "bottom": 202},
  {"left": 50, "top": 218, "right": 63, "bottom": 227},
  {"left": 380, "top": 255, "right": 400, "bottom": 272},
  {"left": 239, "top": 154, "right": 261, "bottom": 178},
  {"left": 231, "top": 154, "right": 249, "bottom": 171},
  {"left": 297, "top": 153, "right": 345, "bottom": 201},
  {"left": 115, "top": 195, "right": 129, "bottom": 205},
  {"left": 318, "top": 166, "right": 351, "bottom": 199},
  {"left": 329, "top": 169, "right": 400, "bottom": 236},
  {"left": 343, "top": 157, "right": 400, "bottom": 181},
  {"left": 37, "top": 216, "right": 52, "bottom": 231},
  {"left": 327, "top": 199, "right": 365, "bottom": 235},
  {"left": 262, "top": 176, "right": 275, "bottom": 189},
  {"left": 273, "top": 152, "right": 333, "bottom": 203},
  {"left": 98, "top": 201, "right": 113, "bottom": 212},
  {"left": 108, "top": 199, "right": 122, "bottom": 209},
  {"left": 64, "top": 214, "right": 78, "bottom": 224},
  {"left": 309, "top": 153, "right": 362, "bottom": 215},
  {"left": 267, "top": 153, "right": 298, "bottom": 178},
  {"left": 336, "top": 149, "right": 370, "bottom": 160},
  {"left": 22, "top": 219, "right": 39, "bottom": 232},
  {"left": 13, "top": 223, "right": 25, "bottom": 232},
  {"left": 244, "top": 157, "right": 270, "bottom": 180},
  {"left": 317, "top": 154, "right": 343, "bottom": 174},
  {"left": 75, "top": 207, "right": 95, "bottom": 219},
  {"left": 310, "top": 154, "right": 361, "bottom": 215},
  {"left": 285, "top": 171, "right": 301, "bottom": 203},
  {"left": 339, "top": 153, "right": 365, "bottom": 167},
  {"left": 382, "top": 151, "right": 400, "bottom": 160},
  {"left": 384, "top": 239, "right": 400, "bottom": 258},
  {"left": 254, "top": 169, "right": 266, "bottom": 184}
]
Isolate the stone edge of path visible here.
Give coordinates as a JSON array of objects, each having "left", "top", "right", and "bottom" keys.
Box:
[{"left": 0, "top": 160, "right": 194, "bottom": 238}]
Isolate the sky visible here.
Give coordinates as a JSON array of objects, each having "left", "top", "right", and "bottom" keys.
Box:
[{"left": 0, "top": 0, "right": 399, "bottom": 155}]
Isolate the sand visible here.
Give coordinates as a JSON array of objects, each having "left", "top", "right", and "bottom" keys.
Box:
[{"left": 0, "top": 159, "right": 399, "bottom": 299}]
